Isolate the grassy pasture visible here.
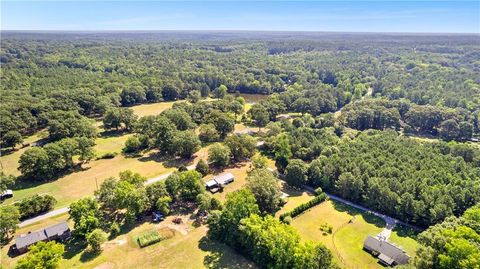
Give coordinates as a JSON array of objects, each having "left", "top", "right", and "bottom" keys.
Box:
[
  {"left": 130, "top": 101, "right": 179, "bottom": 118},
  {"left": 291, "top": 200, "right": 419, "bottom": 269}
]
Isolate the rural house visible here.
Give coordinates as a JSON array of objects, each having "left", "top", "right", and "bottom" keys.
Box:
[
  {"left": 363, "top": 235, "right": 410, "bottom": 266},
  {"left": 14, "top": 221, "right": 71, "bottom": 254}
]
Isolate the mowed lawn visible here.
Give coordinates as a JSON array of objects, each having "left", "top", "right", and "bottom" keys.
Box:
[
  {"left": 7, "top": 153, "right": 175, "bottom": 209},
  {"left": 291, "top": 200, "right": 418, "bottom": 269},
  {"left": 1, "top": 214, "right": 255, "bottom": 269},
  {"left": 0, "top": 132, "right": 47, "bottom": 176}
]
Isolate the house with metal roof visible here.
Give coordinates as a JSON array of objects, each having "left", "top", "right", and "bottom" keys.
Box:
[
  {"left": 363, "top": 235, "right": 410, "bottom": 266},
  {"left": 205, "top": 173, "right": 235, "bottom": 193},
  {"left": 14, "top": 221, "right": 71, "bottom": 254}
]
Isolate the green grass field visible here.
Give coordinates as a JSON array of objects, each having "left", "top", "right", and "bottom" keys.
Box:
[
  {"left": 131, "top": 101, "right": 179, "bottom": 118},
  {"left": 291, "top": 200, "right": 419, "bottom": 269}
]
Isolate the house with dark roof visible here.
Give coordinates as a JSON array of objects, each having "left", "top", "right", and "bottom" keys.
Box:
[
  {"left": 14, "top": 221, "right": 71, "bottom": 254},
  {"left": 363, "top": 235, "right": 410, "bottom": 266}
]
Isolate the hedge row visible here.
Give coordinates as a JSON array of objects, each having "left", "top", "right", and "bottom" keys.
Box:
[{"left": 280, "top": 193, "right": 328, "bottom": 222}]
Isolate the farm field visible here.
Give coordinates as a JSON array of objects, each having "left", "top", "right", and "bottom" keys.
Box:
[{"left": 291, "top": 200, "right": 419, "bottom": 269}]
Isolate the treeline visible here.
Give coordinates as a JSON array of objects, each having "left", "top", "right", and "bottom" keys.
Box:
[
  {"left": 340, "top": 98, "right": 477, "bottom": 141},
  {"left": 18, "top": 137, "right": 95, "bottom": 181},
  {"left": 305, "top": 131, "right": 480, "bottom": 227},
  {"left": 265, "top": 126, "right": 480, "bottom": 227},
  {"left": 400, "top": 204, "right": 480, "bottom": 269}
]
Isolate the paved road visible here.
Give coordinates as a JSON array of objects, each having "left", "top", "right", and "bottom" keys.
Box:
[
  {"left": 19, "top": 164, "right": 197, "bottom": 228},
  {"left": 19, "top": 207, "right": 71, "bottom": 227}
]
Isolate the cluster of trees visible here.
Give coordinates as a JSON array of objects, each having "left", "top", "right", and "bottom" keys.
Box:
[
  {"left": 18, "top": 137, "right": 95, "bottom": 180},
  {"left": 265, "top": 127, "right": 339, "bottom": 173},
  {"left": 68, "top": 170, "right": 217, "bottom": 242},
  {"left": 207, "top": 134, "right": 257, "bottom": 168},
  {"left": 102, "top": 107, "right": 137, "bottom": 131},
  {"left": 207, "top": 189, "right": 335, "bottom": 269},
  {"left": 340, "top": 98, "right": 475, "bottom": 141},
  {"left": 15, "top": 194, "right": 57, "bottom": 220},
  {"left": 304, "top": 130, "right": 480, "bottom": 226},
  {"left": 125, "top": 97, "right": 246, "bottom": 158},
  {"left": 15, "top": 241, "right": 65, "bottom": 269},
  {"left": 401, "top": 204, "right": 480, "bottom": 269}
]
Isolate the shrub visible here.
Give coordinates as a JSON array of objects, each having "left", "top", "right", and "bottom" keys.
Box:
[
  {"left": 195, "top": 159, "right": 209, "bottom": 176},
  {"left": 279, "top": 193, "right": 328, "bottom": 222},
  {"left": 123, "top": 136, "right": 143, "bottom": 153},
  {"left": 110, "top": 222, "right": 120, "bottom": 236},
  {"left": 314, "top": 187, "right": 323, "bottom": 195},
  {"left": 98, "top": 152, "right": 118, "bottom": 159},
  {"left": 15, "top": 194, "right": 57, "bottom": 220},
  {"left": 87, "top": 229, "right": 107, "bottom": 252}
]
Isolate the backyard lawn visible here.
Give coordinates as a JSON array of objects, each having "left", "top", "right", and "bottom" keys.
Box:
[
  {"left": 1, "top": 213, "right": 255, "bottom": 269},
  {"left": 291, "top": 200, "right": 419, "bottom": 269}
]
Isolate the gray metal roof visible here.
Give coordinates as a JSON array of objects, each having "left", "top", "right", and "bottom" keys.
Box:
[
  {"left": 15, "top": 221, "right": 69, "bottom": 249},
  {"left": 15, "top": 230, "right": 47, "bottom": 249},
  {"left": 44, "top": 222, "right": 69, "bottom": 238},
  {"left": 213, "top": 173, "right": 234, "bottom": 185},
  {"left": 364, "top": 235, "right": 410, "bottom": 265}
]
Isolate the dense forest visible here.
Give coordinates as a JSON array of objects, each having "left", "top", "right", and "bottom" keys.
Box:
[{"left": 1, "top": 32, "right": 479, "bottom": 142}]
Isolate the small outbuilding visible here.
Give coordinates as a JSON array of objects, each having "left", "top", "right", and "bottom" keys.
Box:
[
  {"left": 205, "top": 173, "right": 235, "bottom": 193},
  {"left": 363, "top": 235, "right": 410, "bottom": 266},
  {"left": 14, "top": 222, "right": 71, "bottom": 254}
]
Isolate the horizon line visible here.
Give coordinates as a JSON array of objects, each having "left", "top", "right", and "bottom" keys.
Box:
[{"left": 2, "top": 29, "right": 479, "bottom": 35}]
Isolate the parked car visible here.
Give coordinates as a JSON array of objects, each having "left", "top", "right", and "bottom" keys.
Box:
[
  {"left": 0, "top": 190, "right": 13, "bottom": 200},
  {"left": 152, "top": 211, "right": 164, "bottom": 222}
]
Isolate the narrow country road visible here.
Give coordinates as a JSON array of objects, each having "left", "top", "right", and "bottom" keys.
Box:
[
  {"left": 302, "top": 185, "right": 423, "bottom": 232},
  {"left": 19, "top": 164, "right": 197, "bottom": 227}
]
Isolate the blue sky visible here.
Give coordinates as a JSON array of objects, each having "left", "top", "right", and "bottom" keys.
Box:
[{"left": 2, "top": 1, "right": 479, "bottom": 33}]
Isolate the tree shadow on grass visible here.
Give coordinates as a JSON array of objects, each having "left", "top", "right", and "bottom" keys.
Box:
[
  {"left": 13, "top": 164, "right": 91, "bottom": 190},
  {"left": 63, "top": 238, "right": 87, "bottom": 260},
  {"left": 198, "top": 237, "right": 255, "bottom": 269},
  {"left": 280, "top": 184, "right": 307, "bottom": 198},
  {"left": 80, "top": 249, "right": 101, "bottom": 262},
  {"left": 137, "top": 151, "right": 194, "bottom": 168},
  {"left": 394, "top": 225, "right": 419, "bottom": 239},
  {"left": 99, "top": 129, "right": 130, "bottom": 138},
  {"left": 331, "top": 200, "right": 385, "bottom": 229}
]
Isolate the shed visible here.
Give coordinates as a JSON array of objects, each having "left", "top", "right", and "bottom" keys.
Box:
[
  {"left": 363, "top": 235, "right": 410, "bottom": 266},
  {"left": 213, "top": 173, "right": 235, "bottom": 185},
  {"left": 205, "top": 179, "right": 218, "bottom": 189}
]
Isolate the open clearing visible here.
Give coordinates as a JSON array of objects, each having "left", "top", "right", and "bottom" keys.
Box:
[
  {"left": 291, "top": 200, "right": 419, "bottom": 269},
  {"left": 130, "top": 101, "right": 179, "bottom": 118},
  {"left": 6, "top": 153, "right": 175, "bottom": 209}
]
